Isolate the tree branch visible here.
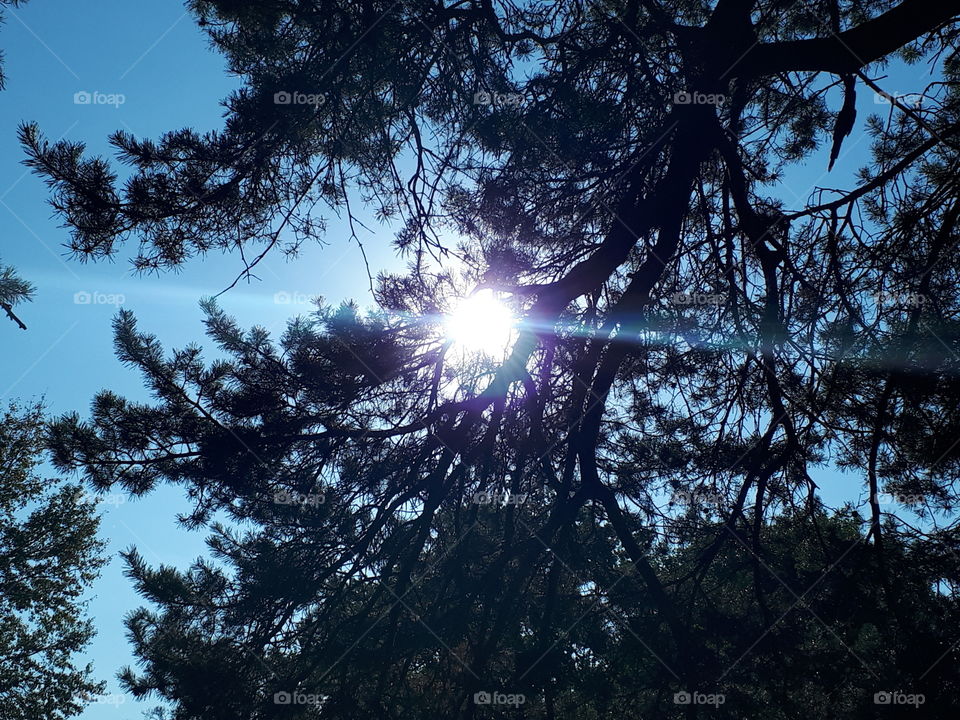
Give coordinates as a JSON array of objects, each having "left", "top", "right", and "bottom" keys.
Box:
[{"left": 738, "top": 0, "right": 959, "bottom": 76}]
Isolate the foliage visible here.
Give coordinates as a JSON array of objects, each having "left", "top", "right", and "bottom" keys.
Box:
[
  {"left": 0, "top": 259, "right": 34, "bottom": 329},
  {"left": 34, "top": 0, "right": 960, "bottom": 717},
  {"left": 0, "top": 402, "right": 106, "bottom": 720}
]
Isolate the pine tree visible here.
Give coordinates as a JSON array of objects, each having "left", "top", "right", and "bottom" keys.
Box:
[
  {"left": 32, "top": 1, "right": 960, "bottom": 717},
  {"left": 0, "top": 401, "right": 106, "bottom": 719},
  {"left": 0, "top": 260, "right": 33, "bottom": 330},
  {"left": 0, "top": 1, "right": 35, "bottom": 330}
]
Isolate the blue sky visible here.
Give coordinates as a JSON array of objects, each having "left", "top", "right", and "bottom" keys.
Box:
[
  {"left": 0, "top": 2, "right": 399, "bottom": 717},
  {"left": 0, "top": 2, "right": 945, "bottom": 717}
]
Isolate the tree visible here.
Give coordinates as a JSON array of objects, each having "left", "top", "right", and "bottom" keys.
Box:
[
  {"left": 0, "top": 401, "right": 105, "bottom": 720},
  {"left": 0, "top": 260, "right": 33, "bottom": 330},
  {"left": 0, "top": 1, "right": 34, "bottom": 330},
  {"left": 0, "top": 0, "right": 30, "bottom": 91},
  {"left": 34, "top": 0, "right": 960, "bottom": 717}
]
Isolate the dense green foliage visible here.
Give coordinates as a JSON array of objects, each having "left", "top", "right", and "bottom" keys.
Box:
[{"left": 0, "top": 402, "right": 105, "bottom": 720}]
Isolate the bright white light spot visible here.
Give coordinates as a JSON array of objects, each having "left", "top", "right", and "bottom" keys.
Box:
[{"left": 444, "top": 290, "right": 516, "bottom": 355}]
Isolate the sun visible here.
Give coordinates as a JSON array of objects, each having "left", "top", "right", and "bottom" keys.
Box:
[{"left": 444, "top": 290, "right": 516, "bottom": 355}]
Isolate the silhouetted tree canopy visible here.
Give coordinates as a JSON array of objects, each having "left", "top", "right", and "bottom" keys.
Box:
[
  {"left": 0, "top": 402, "right": 105, "bottom": 720},
  {"left": 0, "top": 0, "right": 33, "bottom": 330},
  {"left": 0, "top": 259, "right": 32, "bottom": 329},
  {"left": 0, "top": 0, "right": 30, "bottom": 91},
  {"left": 36, "top": 0, "right": 960, "bottom": 717}
]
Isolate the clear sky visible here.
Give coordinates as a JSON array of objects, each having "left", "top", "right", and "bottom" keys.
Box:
[
  {"left": 0, "top": 2, "right": 943, "bottom": 718},
  {"left": 0, "top": 2, "right": 399, "bottom": 716}
]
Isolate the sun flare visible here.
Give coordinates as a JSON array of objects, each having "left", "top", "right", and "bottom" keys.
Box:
[{"left": 444, "top": 290, "right": 516, "bottom": 355}]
